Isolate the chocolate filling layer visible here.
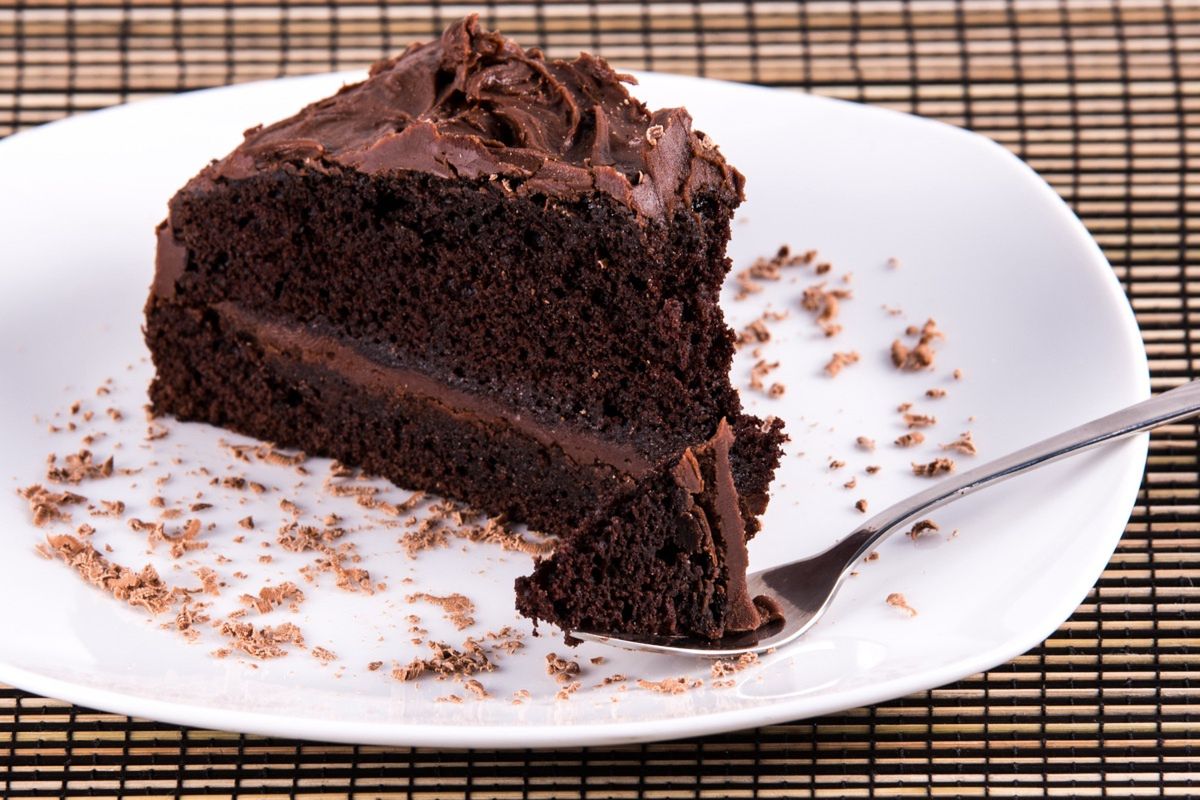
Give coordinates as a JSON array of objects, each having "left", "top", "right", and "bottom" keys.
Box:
[{"left": 215, "top": 302, "right": 654, "bottom": 475}]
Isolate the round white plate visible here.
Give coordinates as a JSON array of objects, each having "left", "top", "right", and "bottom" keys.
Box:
[{"left": 0, "top": 70, "right": 1148, "bottom": 748}]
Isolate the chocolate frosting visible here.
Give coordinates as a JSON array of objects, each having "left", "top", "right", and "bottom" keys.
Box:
[
  {"left": 671, "top": 418, "right": 769, "bottom": 632},
  {"left": 201, "top": 15, "right": 742, "bottom": 219},
  {"left": 214, "top": 301, "right": 653, "bottom": 475},
  {"left": 152, "top": 222, "right": 187, "bottom": 301}
]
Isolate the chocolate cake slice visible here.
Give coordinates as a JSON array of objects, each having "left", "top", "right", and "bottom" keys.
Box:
[{"left": 145, "top": 15, "right": 786, "bottom": 640}]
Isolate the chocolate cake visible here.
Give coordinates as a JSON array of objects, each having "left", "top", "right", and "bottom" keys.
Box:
[{"left": 145, "top": 15, "right": 787, "bottom": 640}]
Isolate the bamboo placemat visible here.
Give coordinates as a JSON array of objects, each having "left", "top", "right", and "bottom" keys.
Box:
[{"left": 2, "top": 0, "right": 1199, "bottom": 796}]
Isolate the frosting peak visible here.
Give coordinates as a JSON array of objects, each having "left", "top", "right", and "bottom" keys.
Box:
[{"left": 207, "top": 15, "right": 743, "bottom": 218}]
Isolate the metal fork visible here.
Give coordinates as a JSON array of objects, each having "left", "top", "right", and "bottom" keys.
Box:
[{"left": 573, "top": 380, "right": 1200, "bottom": 657}]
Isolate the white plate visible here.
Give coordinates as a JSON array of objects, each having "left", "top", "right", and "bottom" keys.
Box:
[{"left": 0, "top": 71, "right": 1148, "bottom": 748}]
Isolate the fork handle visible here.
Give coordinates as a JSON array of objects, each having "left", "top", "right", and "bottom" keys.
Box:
[{"left": 834, "top": 379, "right": 1200, "bottom": 568}]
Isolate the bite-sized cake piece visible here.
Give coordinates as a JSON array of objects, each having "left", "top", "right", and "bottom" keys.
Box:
[
  {"left": 517, "top": 419, "right": 783, "bottom": 639},
  {"left": 145, "top": 15, "right": 786, "bottom": 640}
]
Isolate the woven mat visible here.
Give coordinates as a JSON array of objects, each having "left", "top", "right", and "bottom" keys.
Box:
[{"left": 2, "top": 0, "right": 1199, "bottom": 795}]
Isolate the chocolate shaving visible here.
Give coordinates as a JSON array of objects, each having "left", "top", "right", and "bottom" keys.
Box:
[
  {"left": 907, "top": 519, "right": 940, "bottom": 540},
  {"left": 546, "top": 652, "right": 582, "bottom": 684},
  {"left": 800, "top": 283, "right": 852, "bottom": 337},
  {"left": 748, "top": 359, "right": 779, "bottom": 392},
  {"left": 406, "top": 592, "right": 476, "bottom": 630},
  {"left": 886, "top": 593, "right": 918, "bottom": 617},
  {"left": 392, "top": 638, "right": 496, "bottom": 682},
  {"left": 903, "top": 412, "right": 937, "bottom": 429},
  {"left": 239, "top": 581, "right": 306, "bottom": 613},
  {"left": 824, "top": 351, "right": 860, "bottom": 377},
  {"left": 44, "top": 534, "right": 175, "bottom": 614},
  {"left": 555, "top": 681, "right": 582, "bottom": 700},
  {"left": 637, "top": 676, "right": 703, "bottom": 694},
  {"left": 19, "top": 484, "right": 86, "bottom": 526},
  {"left": 218, "top": 619, "right": 305, "bottom": 659},
  {"left": 46, "top": 450, "right": 114, "bottom": 484},
  {"left": 911, "top": 458, "right": 956, "bottom": 477},
  {"left": 734, "top": 245, "right": 814, "bottom": 299},
  {"left": 890, "top": 318, "right": 944, "bottom": 371},
  {"left": 711, "top": 653, "right": 759, "bottom": 678},
  {"left": 941, "top": 431, "right": 978, "bottom": 456},
  {"left": 311, "top": 646, "right": 338, "bottom": 663}
]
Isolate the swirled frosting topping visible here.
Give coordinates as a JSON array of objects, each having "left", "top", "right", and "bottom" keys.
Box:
[{"left": 207, "top": 15, "right": 742, "bottom": 218}]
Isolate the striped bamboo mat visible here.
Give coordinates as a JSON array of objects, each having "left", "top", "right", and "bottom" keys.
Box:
[{"left": 2, "top": 1, "right": 1199, "bottom": 796}]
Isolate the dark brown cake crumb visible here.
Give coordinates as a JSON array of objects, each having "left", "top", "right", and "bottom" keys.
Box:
[
  {"left": 926, "top": 388, "right": 947, "bottom": 399},
  {"left": 941, "top": 431, "right": 978, "bottom": 456},
  {"left": 829, "top": 459, "right": 845, "bottom": 471},
  {"left": 843, "top": 477, "right": 857, "bottom": 490},
  {"left": 865, "top": 465, "right": 881, "bottom": 474},
  {"left": 367, "top": 661, "right": 383, "bottom": 671},
  {"left": 907, "top": 519, "right": 940, "bottom": 540},
  {"left": 912, "top": 458, "right": 956, "bottom": 477},
  {"left": 406, "top": 592, "right": 476, "bottom": 630},
  {"left": 825, "top": 351, "right": 860, "bottom": 377},
  {"left": 895, "top": 432, "right": 925, "bottom": 448},
  {"left": 238, "top": 516, "right": 254, "bottom": 530},
  {"left": 855, "top": 499, "right": 869, "bottom": 513}
]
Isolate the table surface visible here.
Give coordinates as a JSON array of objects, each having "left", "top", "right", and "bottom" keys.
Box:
[{"left": 2, "top": 0, "right": 1199, "bottom": 796}]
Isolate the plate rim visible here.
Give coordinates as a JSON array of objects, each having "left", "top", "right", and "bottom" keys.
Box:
[{"left": 0, "top": 69, "right": 1151, "bottom": 748}]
